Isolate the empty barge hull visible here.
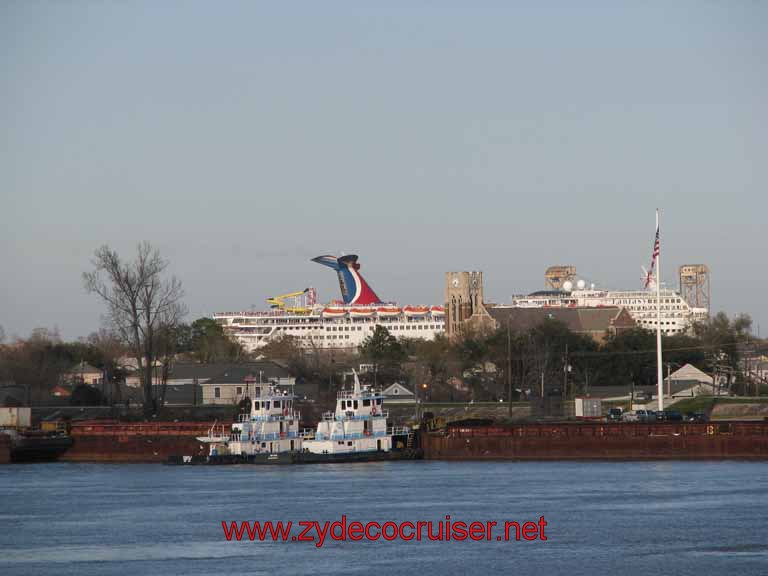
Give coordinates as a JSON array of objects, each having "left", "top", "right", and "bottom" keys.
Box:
[
  {"left": 422, "top": 422, "right": 768, "bottom": 460},
  {"left": 61, "top": 421, "right": 213, "bottom": 463}
]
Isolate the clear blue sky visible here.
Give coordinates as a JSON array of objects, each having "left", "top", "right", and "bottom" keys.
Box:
[{"left": 1, "top": 1, "right": 766, "bottom": 339}]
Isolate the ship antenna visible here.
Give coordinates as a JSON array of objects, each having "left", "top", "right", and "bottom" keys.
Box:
[{"left": 352, "top": 369, "right": 361, "bottom": 395}]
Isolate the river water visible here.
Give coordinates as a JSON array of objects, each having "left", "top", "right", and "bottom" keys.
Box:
[{"left": 1, "top": 461, "right": 767, "bottom": 575}]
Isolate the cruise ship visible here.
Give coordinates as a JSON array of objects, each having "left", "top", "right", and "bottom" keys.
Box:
[
  {"left": 508, "top": 278, "right": 708, "bottom": 335},
  {"left": 214, "top": 255, "right": 445, "bottom": 352}
]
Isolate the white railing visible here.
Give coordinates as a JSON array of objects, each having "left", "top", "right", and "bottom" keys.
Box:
[{"left": 322, "top": 410, "right": 389, "bottom": 421}]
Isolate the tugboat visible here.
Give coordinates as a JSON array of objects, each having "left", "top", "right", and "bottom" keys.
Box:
[
  {"left": 182, "top": 376, "right": 304, "bottom": 464},
  {"left": 170, "top": 371, "right": 419, "bottom": 464},
  {"left": 300, "top": 370, "right": 416, "bottom": 461}
]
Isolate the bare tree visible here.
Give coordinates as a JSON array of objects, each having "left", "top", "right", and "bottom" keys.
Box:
[
  {"left": 86, "top": 327, "right": 127, "bottom": 405},
  {"left": 83, "top": 242, "right": 186, "bottom": 418}
]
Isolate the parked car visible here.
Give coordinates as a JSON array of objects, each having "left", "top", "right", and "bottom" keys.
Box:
[
  {"left": 607, "top": 408, "right": 624, "bottom": 422},
  {"left": 635, "top": 409, "right": 652, "bottom": 422},
  {"left": 623, "top": 411, "right": 639, "bottom": 422},
  {"left": 657, "top": 410, "right": 683, "bottom": 422},
  {"left": 667, "top": 410, "right": 683, "bottom": 422},
  {"left": 685, "top": 412, "right": 709, "bottom": 423}
]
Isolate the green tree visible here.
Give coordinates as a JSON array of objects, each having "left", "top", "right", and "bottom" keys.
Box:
[
  {"left": 189, "top": 317, "right": 243, "bottom": 363},
  {"left": 359, "top": 326, "right": 406, "bottom": 387}
]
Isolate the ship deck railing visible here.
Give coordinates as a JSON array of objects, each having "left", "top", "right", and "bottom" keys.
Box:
[
  {"left": 315, "top": 430, "right": 390, "bottom": 441},
  {"left": 336, "top": 389, "right": 382, "bottom": 400},
  {"left": 321, "top": 410, "right": 389, "bottom": 421},
  {"left": 239, "top": 412, "right": 300, "bottom": 423},
  {"left": 233, "top": 431, "right": 302, "bottom": 442}
]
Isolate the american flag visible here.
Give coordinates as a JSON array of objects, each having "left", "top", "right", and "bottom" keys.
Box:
[{"left": 645, "top": 224, "right": 660, "bottom": 288}]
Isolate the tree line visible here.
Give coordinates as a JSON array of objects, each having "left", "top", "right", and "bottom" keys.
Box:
[{"left": 1, "top": 242, "right": 762, "bottom": 416}]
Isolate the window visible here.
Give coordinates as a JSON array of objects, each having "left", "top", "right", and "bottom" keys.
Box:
[
  {"left": 236, "top": 386, "right": 242, "bottom": 395},
  {"left": 214, "top": 387, "right": 221, "bottom": 399},
  {"left": 348, "top": 441, "right": 353, "bottom": 446},
  {"left": 363, "top": 399, "right": 371, "bottom": 406},
  {"left": 274, "top": 400, "right": 281, "bottom": 408},
  {"left": 353, "top": 400, "right": 359, "bottom": 409}
]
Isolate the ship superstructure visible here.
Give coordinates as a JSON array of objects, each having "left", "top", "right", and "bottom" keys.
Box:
[
  {"left": 509, "top": 283, "right": 708, "bottom": 335},
  {"left": 198, "top": 376, "right": 303, "bottom": 458},
  {"left": 214, "top": 255, "right": 445, "bottom": 352},
  {"left": 303, "top": 370, "right": 411, "bottom": 455}
]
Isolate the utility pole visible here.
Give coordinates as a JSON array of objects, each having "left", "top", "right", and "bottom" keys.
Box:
[
  {"left": 563, "top": 342, "right": 569, "bottom": 402},
  {"left": 507, "top": 322, "right": 513, "bottom": 416}
]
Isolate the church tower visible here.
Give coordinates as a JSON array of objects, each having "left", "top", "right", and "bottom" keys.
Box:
[{"left": 444, "top": 271, "right": 486, "bottom": 338}]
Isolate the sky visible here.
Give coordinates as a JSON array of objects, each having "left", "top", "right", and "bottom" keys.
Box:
[{"left": 1, "top": 1, "right": 766, "bottom": 340}]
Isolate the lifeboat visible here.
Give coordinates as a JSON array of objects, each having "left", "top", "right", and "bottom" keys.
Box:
[
  {"left": 376, "top": 307, "right": 402, "bottom": 317},
  {"left": 349, "top": 308, "right": 376, "bottom": 318},
  {"left": 430, "top": 306, "right": 445, "bottom": 316},
  {"left": 403, "top": 306, "right": 430, "bottom": 317},
  {"left": 322, "top": 307, "right": 347, "bottom": 317}
]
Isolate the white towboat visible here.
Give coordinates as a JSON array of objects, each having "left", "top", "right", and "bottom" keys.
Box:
[
  {"left": 303, "top": 371, "right": 410, "bottom": 456},
  {"left": 173, "top": 371, "right": 419, "bottom": 465},
  {"left": 195, "top": 377, "right": 304, "bottom": 460}
]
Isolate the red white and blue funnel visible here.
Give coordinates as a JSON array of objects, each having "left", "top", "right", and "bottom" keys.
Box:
[{"left": 312, "top": 254, "right": 382, "bottom": 305}]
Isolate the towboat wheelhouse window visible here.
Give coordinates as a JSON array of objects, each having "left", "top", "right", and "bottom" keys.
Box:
[
  {"left": 254, "top": 401, "right": 260, "bottom": 409},
  {"left": 353, "top": 400, "right": 359, "bottom": 409},
  {"left": 273, "top": 400, "right": 281, "bottom": 409},
  {"left": 264, "top": 401, "right": 270, "bottom": 410},
  {"left": 214, "top": 387, "right": 220, "bottom": 399},
  {"left": 363, "top": 399, "right": 371, "bottom": 406}
]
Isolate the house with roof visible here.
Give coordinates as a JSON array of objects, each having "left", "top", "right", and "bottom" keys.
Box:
[
  {"left": 664, "top": 364, "right": 716, "bottom": 398},
  {"left": 62, "top": 362, "right": 103, "bottom": 387},
  {"left": 160, "top": 362, "right": 295, "bottom": 406},
  {"left": 381, "top": 382, "right": 415, "bottom": 404}
]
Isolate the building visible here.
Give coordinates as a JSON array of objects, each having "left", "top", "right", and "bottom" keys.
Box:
[
  {"left": 160, "top": 362, "right": 295, "bottom": 406},
  {"left": 444, "top": 271, "right": 636, "bottom": 342},
  {"left": 444, "top": 271, "right": 491, "bottom": 337},
  {"left": 664, "top": 364, "right": 716, "bottom": 397},
  {"left": 381, "top": 382, "right": 415, "bottom": 404},
  {"left": 488, "top": 306, "right": 636, "bottom": 344},
  {"left": 62, "top": 362, "right": 103, "bottom": 387}
]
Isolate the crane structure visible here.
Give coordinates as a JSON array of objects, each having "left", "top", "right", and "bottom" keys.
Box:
[
  {"left": 678, "top": 264, "right": 710, "bottom": 313},
  {"left": 266, "top": 287, "right": 317, "bottom": 314},
  {"left": 544, "top": 266, "right": 577, "bottom": 291}
]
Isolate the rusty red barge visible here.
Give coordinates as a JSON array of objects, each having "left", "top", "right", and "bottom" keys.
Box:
[
  {"left": 23, "top": 420, "right": 768, "bottom": 463},
  {"left": 421, "top": 421, "right": 768, "bottom": 460},
  {"left": 60, "top": 421, "right": 212, "bottom": 463}
]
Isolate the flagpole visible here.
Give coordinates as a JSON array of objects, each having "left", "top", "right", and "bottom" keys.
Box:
[{"left": 656, "top": 209, "right": 664, "bottom": 411}]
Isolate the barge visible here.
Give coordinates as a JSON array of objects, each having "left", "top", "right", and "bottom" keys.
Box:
[{"left": 421, "top": 421, "right": 768, "bottom": 460}]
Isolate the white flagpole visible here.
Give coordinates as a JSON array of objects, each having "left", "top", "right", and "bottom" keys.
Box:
[{"left": 656, "top": 209, "right": 664, "bottom": 411}]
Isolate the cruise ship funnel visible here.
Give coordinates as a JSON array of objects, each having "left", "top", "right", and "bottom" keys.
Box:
[{"left": 312, "top": 254, "right": 383, "bottom": 305}]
